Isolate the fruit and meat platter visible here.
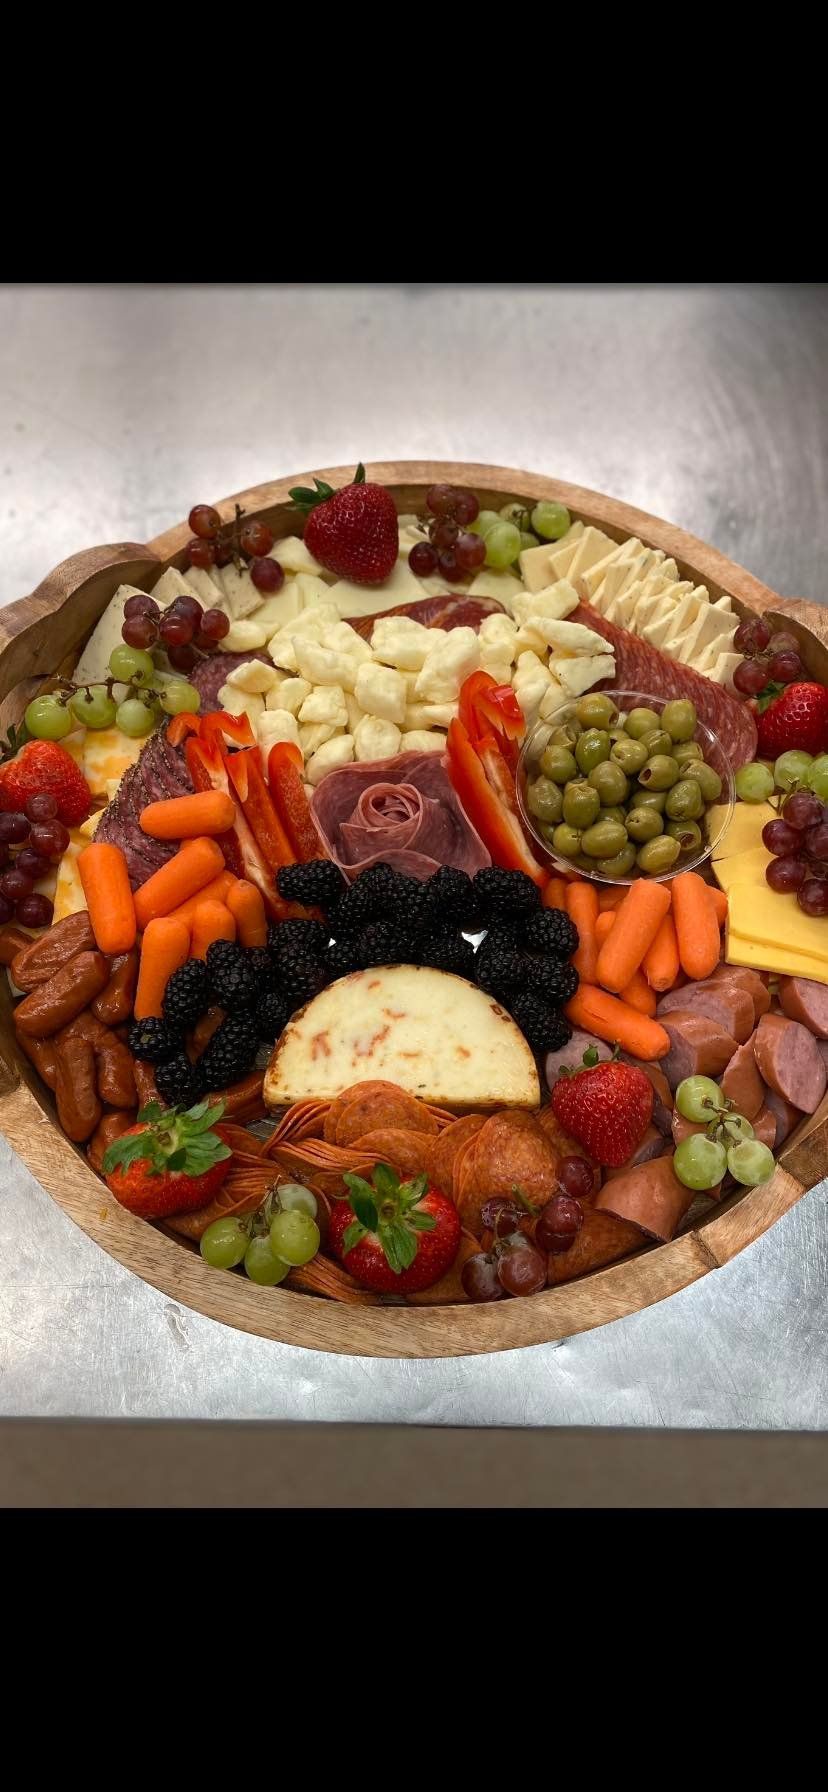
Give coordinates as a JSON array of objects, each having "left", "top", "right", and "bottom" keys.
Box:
[{"left": 3, "top": 467, "right": 828, "bottom": 1314}]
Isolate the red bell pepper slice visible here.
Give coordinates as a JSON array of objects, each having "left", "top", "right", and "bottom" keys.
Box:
[
  {"left": 267, "top": 742, "right": 327, "bottom": 863},
  {"left": 165, "top": 713, "right": 202, "bottom": 748},
  {"left": 200, "top": 710, "right": 257, "bottom": 750},
  {"left": 459, "top": 672, "right": 525, "bottom": 748},
  {"left": 185, "top": 735, "right": 290, "bottom": 918},
  {"left": 223, "top": 747, "right": 297, "bottom": 875},
  {"left": 446, "top": 718, "right": 545, "bottom": 886}
]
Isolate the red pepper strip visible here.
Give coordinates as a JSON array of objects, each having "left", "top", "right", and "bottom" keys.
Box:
[
  {"left": 200, "top": 711, "right": 256, "bottom": 749},
  {"left": 165, "top": 713, "right": 202, "bottom": 748},
  {"left": 459, "top": 671, "right": 498, "bottom": 743},
  {"left": 459, "top": 673, "right": 525, "bottom": 748},
  {"left": 185, "top": 737, "right": 292, "bottom": 919},
  {"left": 446, "top": 718, "right": 546, "bottom": 886},
  {"left": 267, "top": 742, "right": 327, "bottom": 863},
  {"left": 223, "top": 748, "right": 297, "bottom": 874}
]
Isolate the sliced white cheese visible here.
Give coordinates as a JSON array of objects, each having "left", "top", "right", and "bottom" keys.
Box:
[
  {"left": 215, "top": 563, "right": 262, "bottom": 620},
  {"left": 580, "top": 537, "right": 641, "bottom": 601},
  {"left": 621, "top": 578, "right": 676, "bottom": 632},
  {"left": 150, "top": 567, "right": 201, "bottom": 609},
  {"left": 670, "top": 595, "right": 739, "bottom": 667},
  {"left": 180, "top": 565, "right": 227, "bottom": 610},
  {"left": 565, "top": 526, "right": 616, "bottom": 582},
  {"left": 243, "top": 583, "right": 304, "bottom": 636},
  {"left": 72, "top": 584, "right": 165, "bottom": 687},
  {"left": 225, "top": 658, "right": 282, "bottom": 694},
  {"left": 640, "top": 589, "right": 703, "bottom": 650},
  {"left": 328, "top": 557, "right": 426, "bottom": 619},
  {"left": 519, "top": 541, "right": 557, "bottom": 593},
  {"left": 549, "top": 652, "right": 616, "bottom": 697},
  {"left": 707, "top": 650, "right": 743, "bottom": 687},
  {"left": 269, "top": 534, "right": 325, "bottom": 578},
  {"left": 468, "top": 568, "right": 526, "bottom": 606}
]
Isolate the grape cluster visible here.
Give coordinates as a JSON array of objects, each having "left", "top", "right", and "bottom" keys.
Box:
[
  {"left": 461, "top": 1157, "right": 592, "bottom": 1303},
  {"left": 121, "top": 588, "right": 229, "bottom": 674},
  {"left": 199, "top": 1182, "right": 320, "bottom": 1285},
  {"left": 762, "top": 782, "right": 828, "bottom": 914},
  {"left": 0, "top": 793, "right": 66, "bottom": 926},
  {"left": 732, "top": 619, "right": 805, "bottom": 697},
  {"left": 186, "top": 502, "right": 285, "bottom": 596},
  {"left": 672, "top": 1077, "right": 775, "bottom": 1190},
  {"left": 410, "top": 489, "right": 572, "bottom": 584}
]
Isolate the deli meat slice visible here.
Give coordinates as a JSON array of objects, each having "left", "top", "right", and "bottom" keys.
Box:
[
  {"left": 778, "top": 976, "right": 828, "bottom": 1038},
  {"left": 573, "top": 603, "right": 758, "bottom": 768},
  {"left": 753, "top": 1013, "right": 827, "bottom": 1114},
  {"left": 311, "top": 750, "right": 491, "bottom": 880},
  {"left": 345, "top": 595, "right": 504, "bottom": 639}
]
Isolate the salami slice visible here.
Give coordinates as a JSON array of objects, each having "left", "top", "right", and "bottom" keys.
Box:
[
  {"left": 349, "top": 1128, "right": 438, "bottom": 1181},
  {"left": 459, "top": 1111, "right": 559, "bottom": 1236},
  {"left": 334, "top": 1084, "right": 440, "bottom": 1146},
  {"left": 323, "top": 1081, "right": 414, "bottom": 1145},
  {"left": 430, "top": 1114, "right": 487, "bottom": 1201},
  {"left": 345, "top": 595, "right": 504, "bottom": 639}
]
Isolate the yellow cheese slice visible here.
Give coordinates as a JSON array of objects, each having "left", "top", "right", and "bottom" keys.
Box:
[
  {"left": 711, "top": 803, "right": 775, "bottom": 861},
  {"left": 726, "top": 881, "right": 828, "bottom": 969},
  {"left": 726, "top": 928, "right": 828, "bottom": 984},
  {"left": 713, "top": 846, "right": 773, "bottom": 893}
]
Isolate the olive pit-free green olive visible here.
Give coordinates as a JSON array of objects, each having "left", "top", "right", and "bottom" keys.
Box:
[
  {"left": 683, "top": 761, "right": 723, "bottom": 802},
  {"left": 660, "top": 699, "right": 698, "bottom": 743},
  {"left": 626, "top": 805, "right": 665, "bottom": 844},
  {"left": 666, "top": 818, "right": 703, "bottom": 852},
  {"left": 562, "top": 780, "right": 601, "bottom": 828},
  {"left": 673, "top": 740, "right": 704, "bottom": 767},
  {"left": 527, "top": 776, "right": 564, "bottom": 824},
  {"left": 548, "top": 722, "right": 582, "bottom": 750},
  {"left": 611, "top": 736, "right": 648, "bottom": 776},
  {"left": 640, "top": 728, "right": 671, "bottom": 759},
  {"left": 581, "top": 818, "right": 629, "bottom": 859},
  {"left": 625, "top": 706, "right": 661, "bottom": 740},
  {"left": 575, "top": 693, "right": 619, "bottom": 729},
  {"left": 588, "top": 760, "right": 630, "bottom": 806},
  {"left": 574, "top": 853, "right": 597, "bottom": 872},
  {"left": 540, "top": 744, "right": 578, "bottom": 784},
  {"left": 665, "top": 778, "right": 705, "bottom": 822},
  {"left": 636, "top": 834, "right": 682, "bottom": 875},
  {"left": 632, "top": 786, "right": 667, "bottom": 812},
  {"left": 639, "top": 754, "right": 680, "bottom": 791},
  {"left": 552, "top": 823, "right": 583, "bottom": 859},
  {"left": 575, "top": 728, "right": 611, "bottom": 774},
  {"left": 596, "top": 844, "right": 637, "bottom": 878},
  {"left": 599, "top": 806, "right": 627, "bottom": 828}
]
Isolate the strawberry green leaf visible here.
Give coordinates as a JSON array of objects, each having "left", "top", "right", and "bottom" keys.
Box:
[
  {"left": 372, "top": 1162, "right": 400, "bottom": 1203},
  {"left": 342, "top": 1220, "right": 367, "bottom": 1255},
  {"left": 137, "top": 1102, "right": 163, "bottom": 1124},
  {"left": 343, "top": 1172, "right": 379, "bottom": 1214},
  {"left": 382, "top": 1221, "right": 417, "bottom": 1273},
  {"left": 289, "top": 477, "right": 336, "bottom": 512},
  {"left": 398, "top": 1173, "right": 428, "bottom": 1211},
  {"left": 165, "top": 1148, "right": 188, "bottom": 1171},
  {"left": 756, "top": 682, "right": 785, "bottom": 714},
  {"left": 407, "top": 1211, "right": 437, "bottom": 1232},
  {"left": 353, "top": 463, "right": 366, "bottom": 485}
]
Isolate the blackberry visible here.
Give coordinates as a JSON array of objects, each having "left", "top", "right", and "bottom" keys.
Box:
[
  {"left": 127, "top": 1017, "right": 183, "bottom": 1064},
  {"left": 511, "top": 993, "right": 572, "bottom": 1054},
  {"left": 474, "top": 867, "right": 542, "bottom": 920},
  {"left": 418, "top": 866, "right": 480, "bottom": 931},
  {"left": 276, "top": 858, "right": 346, "bottom": 911},
  {"left": 327, "top": 933, "right": 364, "bottom": 978},
  {"left": 475, "top": 940, "right": 529, "bottom": 1003},
  {"left": 161, "top": 959, "right": 210, "bottom": 1031},
  {"left": 533, "top": 957, "right": 580, "bottom": 1006},
  {"left": 524, "top": 909, "right": 579, "bottom": 959},
  {"left": 155, "top": 1053, "right": 205, "bottom": 1108},
  {"left": 274, "top": 945, "right": 329, "bottom": 1004},
  {"left": 419, "top": 930, "right": 476, "bottom": 977},
  {"left": 245, "top": 947, "right": 281, "bottom": 992},
  {"left": 256, "top": 989, "right": 291, "bottom": 1042},
  {"left": 198, "top": 1014, "right": 259, "bottom": 1090},
  {"left": 329, "top": 863, "right": 413, "bottom": 930},
  {"left": 205, "top": 941, "right": 258, "bottom": 1012},
  {"left": 268, "top": 918, "right": 328, "bottom": 963}
]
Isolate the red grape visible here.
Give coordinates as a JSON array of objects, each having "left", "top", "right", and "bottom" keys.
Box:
[
  {"left": 409, "top": 541, "right": 438, "bottom": 577},
  {"left": 438, "top": 549, "right": 462, "bottom": 581},
  {"left": 536, "top": 1195, "right": 584, "bottom": 1255},
  {"left": 187, "top": 537, "right": 217, "bottom": 569},
  {"left": 767, "top": 631, "right": 800, "bottom": 657},
  {"left": 461, "top": 1253, "right": 504, "bottom": 1303},
  {"left": 25, "top": 793, "right": 58, "bottom": 822},
  {"left": 122, "top": 615, "right": 159, "bottom": 649},
  {"left": 123, "top": 593, "right": 160, "bottom": 621},
  {"left": 805, "top": 822, "right": 828, "bottom": 860},
  {"left": 766, "top": 856, "right": 808, "bottom": 892},
  {"left": 250, "top": 556, "right": 285, "bottom": 594},
  {"left": 455, "top": 531, "right": 487, "bottom": 572},
  {"left": 768, "top": 652, "right": 803, "bottom": 684},
  {"left": 497, "top": 1242, "right": 547, "bottom": 1296},
  {"left": 173, "top": 595, "right": 203, "bottom": 625},
  {"left": 0, "top": 813, "right": 30, "bottom": 844},
  {"left": 188, "top": 504, "right": 221, "bottom": 540},
  {"left": 733, "top": 657, "right": 770, "bottom": 697},
  {"left": 433, "top": 518, "right": 459, "bottom": 550},
  {"left": 763, "top": 819, "right": 801, "bottom": 856},
  {"left": 734, "top": 617, "right": 771, "bottom": 655},
  {"left": 798, "top": 879, "right": 828, "bottom": 917},
  {"left": 240, "top": 519, "right": 274, "bottom": 558},
  {"left": 199, "top": 608, "right": 230, "bottom": 643},
  {"left": 426, "top": 484, "right": 459, "bottom": 517},
  {"left": 168, "top": 644, "right": 197, "bottom": 672},
  {"left": 15, "top": 893, "right": 54, "bottom": 928},
  {"left": 30, "top": 820, "right": 70, "bottom": 859},
  {"left": 215, "top": 540, "right": 234, "bottom": 567},
  {"left": 453, "top": 490, "right": 480, "bottom": 527},
  {"left": 160, "top": 613, "right": 194, "bottom": 648},
  {"left": 15, "top": 849, "right": 50, "bottom": 880},
  {"left": 0, "top": 894, "right": 13, "bottom": 924},
  {"left": 783, "top": 791, "right": 823, "bottom": 830},
  {"left": 558, "top": 1156, "right": 595, "bottom": 1200},
  {"left": 480, "top": 1196, "right": 523, "bottom": 1235},
  {"left": 0, "top": 868, "right": 33, "bottom": 902},
  {"left": 0, "top": 844, "right": 8, "bottom": 870}
]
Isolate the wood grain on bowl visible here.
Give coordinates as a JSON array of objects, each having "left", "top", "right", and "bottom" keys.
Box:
[{"left": 0, "top": 465, "right": 825, "bottom": 1357}]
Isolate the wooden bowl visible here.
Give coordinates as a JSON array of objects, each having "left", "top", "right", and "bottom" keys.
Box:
[{"left": 1, "top": 462, "right": 826, "bottom": 1359}]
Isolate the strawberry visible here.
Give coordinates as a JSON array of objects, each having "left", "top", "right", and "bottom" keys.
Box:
[
  {"left": 290, "top": 463, "right": 399, "bottom": 586},
  {"left": 755, "top": 682, "right": 828, "bottom": 759},
  {"left": 0, "top": 740, "right": 92, "bottom": 826},
  {"left": 329, "top": 1163, "right": 461, "bottom": 1292},
  {"left": 102, "top": 1099, "right": 232, "bottom": 1220},
  {"left": 550, "top": 1057, "right": 654, "bottom": 1168}
]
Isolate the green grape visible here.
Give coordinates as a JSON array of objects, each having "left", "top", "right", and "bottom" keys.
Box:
[
  {"left": 116, "top": 698, "right": 156, "bottom": 738},
  {"left": 499, "top": 503, "right": 530, "bottom": 530},
  {"left": 519, "top": 531, "right": 539, "bottom": 553},
  {"left": 734, "top": 761, "right": 775, "bottom": 803},
  {"left": 276, "top": 1183, "right": 318, "bottom": 1219},
  {"left": 469, "top": 509, "right": 502, "bottom": 539},
  {"left": 200, "top": 1218, "right": 249, "bottom": 1268},
  {"left": 531, "top": 500, "right": 571, "bottom": 541},
  {"left": 722, "top": 1114, "right": 755, "bottom": 1146},
  {"left": 68, "top": 685, "right": 117, "bottom": 730},
  {"left": 727, "top": 1139, "right": 775, "bottom": 1187},
  {"left": 485, "top": 521, "right": 522, "bottom": 570},
  {"left": 244, "top": 1237, "right": 291, "bottom": 1286},
  {"left": 675, "top": 1076, "right": 723, "bottom": 1123},
  {"left": 160, "top": 680, "right": 201, "bottom": 716},
  {"left": 269, "top": 1209, "right": 320, "bottom": 1267},
  {"left": 109, "top": 644, "right": 156, "bottom": 685},
  {"left": 807, "top": 755, "right": 828, "bottom": 801},
  {"left": 774, "top": 750, "right": 813, "bottom": 792},
  {"left": 24, "top": 696, "right": 72, "bottom": 741},
  {"left": 673, "top": 1134, "right": 727, "bottom": 1191}
]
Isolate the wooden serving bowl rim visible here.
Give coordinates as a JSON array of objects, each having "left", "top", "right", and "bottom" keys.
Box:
[{"left": 0, "top": 462, "right": 821, "bottom": 1359}]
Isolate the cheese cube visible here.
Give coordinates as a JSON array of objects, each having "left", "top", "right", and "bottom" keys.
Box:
[
  {"left": 413, "top": 628, "right": 479, "bottom": 702},
  {"left": 478, "top": 614, "right": 519, "bottom": 659},
  {"left": 215, "top": 563, "right": 262, "bottom": 620},
  {"left": 306, "top": 735, "right": 355, "bottom": 784},
  {"left": 353, "top": 715, "right": 403, "bottom": 761},
  {"left": 549, "top": 652, "right": 616, "bottom": 697},
  {"left": 257, "top": 709, "right": 301, "bottom": 754},
  {"left": 225, "top": 658, "right": 282, "bottom": 694},
  {"left": 269, "top": 535, "right": 324, "bottom": 577},
  {"left": 404, "top": 701, "right": 458, "bottom": 730},
  {"left": 400, "top": 730, "right": 446, "bottom": 754},
  {"left": 299, "top": 685, "right": 349, "bottom": 728},
  {"left": 300, "top": 722, "right": 338, "bottom": 755},
  {"left": 370, "top": 615, "right": 437, "bottom": 671},
  {"left": 345, "top": 692, "right": 366, "bottom": 732},
  {"left": 217, "top": 685, "right": 265, "bottom": 727},
  {"left": 354, "top": 661, "right": 408, "bottom": 724},
  {"left": 512, "top": 581, "right": 579, "bottom": 628},
  {"left": 268, "top": 677, "right": 310, "bottom": 714},
  {"left": 222, "top": 618, "right": 269, "bottom": 653},
  {"left": 294, "top": 639, "right": 361, "bottom": 690}
]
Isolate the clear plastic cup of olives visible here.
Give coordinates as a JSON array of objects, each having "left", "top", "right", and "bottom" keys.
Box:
[{"left": 517, "top": 689, "right": 735, "bottom": 886}]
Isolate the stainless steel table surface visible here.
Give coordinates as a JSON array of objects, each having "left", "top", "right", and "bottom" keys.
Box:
[{"left": 1, "top": 282, "right": 826, "bottom": 1426}]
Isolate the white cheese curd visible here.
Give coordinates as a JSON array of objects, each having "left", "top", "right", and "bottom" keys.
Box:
[
  {"left": 256, "top": 709, "right": 301, "bottom": 753},
  {"left": 539, "top": 678, "right": 569, "bottom": 719},
  {"left": 225, "top": 659, "right": 283, "bottom": 694},
  {"left": 400, "top": 730, "right": 446, "bottom": 754},
  {"left": 326, "top": 620, "right": 373, "bottom": 663},
  {"left": 548, "top": 652, "right": 616, "bottom": 696},
  {"left": 269, "top": 535, "right": 325, "bottom": 577},
  {"left": 217, "top": 685, "right": 265, "bottom": 727},
  {"left": 479, "top": 654, "right": 513, "bottom": 686},
  {"left": 354, "top": 661, "right": 408, "bottom": 725},
  {"left": 353, "top": 715, "right": 403, "bottom": 761},
  {"left": 370, "top": 615, "right": 438, "bottom": 671},
  {"left": 291, "top": 601, "right": 342, "bottom": 639},
  {"left": 403, "top": 701, "right": 458, "bottom": 730},
  {"left": 524, "top": 617, "right": 609, "bottom": 654},
  {"left": 413, "top": 628, "right": 480, "bottom": 702},
  {"left": 345, "top": 692, "right": 366, "bottom": 732},
  {"left": 478, "top": 613, "right": 519, "bottom": 660},
  {"left": 300, "top": 721, "right": 338, "bottom": 755},
  {"left": 267, "top": 634, "right": 300, "bottom": 672},
  {"left": 223, "top": 618, "right": 269, "bottom": 653},
  {"left": 511, "top": 581, "right": 579, "bottom": 627},
  {"left": 306, "top": 735, "right": 355, "bottom": 784},
  {"left": 294, "top": 640, "right": 361, "bottom": 690},
  {"left": 299, "top": 685, "right": 349, "bottom": 728},
  {"left": 268, "top": 676, "right": 310, "bottom": 714}
]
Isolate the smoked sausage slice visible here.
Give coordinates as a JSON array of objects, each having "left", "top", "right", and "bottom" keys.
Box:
[
  {"left": 660, "top": 1011, "right": 738, "bottom": 1091},
  {"left": 753, "top": 1013, "right": 827, "bottom": 1114},
  {"left": 778, "top": 977, "right": 828, "bottom": 1039},
  {"left": 720, "top": 1033, "right": 765, "bottom": 1121},
  {"left": 658, "top": 981, "right": 754, "bottom": 1044},
  {"left": 595, "top": 1154, "right": 694, "bottom": 1241}
]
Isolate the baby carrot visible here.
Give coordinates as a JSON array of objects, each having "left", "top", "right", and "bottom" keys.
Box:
[
  {"left": 134, "top": 837, "right": 226, "bottom": 931},
  {"left": 672, "top": 872, "right": 721, "bottom": 980},
  {"left": 543, "top": 877, "right": 568, "bottom": 911},
  {"left": 566, "top": 882, "right": 600, "bottom": 983},
  {"left": 190, "top": 901, "right": 236, "bottom": 959},
  {"left": 595, "top": 911, "right": 616, "bottom": 947},
  {"left": 619, "top": 969, "right": 657, "bottom": 1017},
  {"left": 78, "top": 843, "right": 137, "bottom": 955},
  {"left": 643, "top": 912, "right": 680, "bottom": 992},
  {"left": 598, "top": 887, "right": 626, "bottom": 912},
  {"left": 166, "top": 872, "right": 237, "bottom": 927},
  {"left": 227, "top": 879, "right": 267, "bottom": 948},
  {"left": 566, "top": 985, "right": 670, "bottom": 1061},
  {"left": 134, "top": 917, "right": 190, "bottom": 1019},
  {"left": 595, "top": 881, "right": 672, "bottom": 994},
  {"left": 708, "top": 885, "right": 728, "bottom": 927},
  {"left": 139, "top": 791, "right": 236, "bottom": 840}
]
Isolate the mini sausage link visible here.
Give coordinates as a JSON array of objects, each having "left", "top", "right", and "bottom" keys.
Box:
[
  {"left": 96, "top": 1042, "right": 138, "bottom": 1109},
  {"left": 87, "top": 1109, "right": 137, "bottom": 1173},
  {"left": 57, "top": 1011, "right": 117, "bottom": 1051},
  {"left": 205, "top": 1070, "right": 266, "bottom": 1120},
  {"left": 0, "top": 924, "right": 35, "bottom": 966},
  {"left": 10, "top": 913, "right": 95, "bottom": 991},
  {"left": 91, "top": 950, "right": 139, "bottom": 1026},
  {"left": 14, "top": 951, "right": 111, "bottom": 1038},
  {"left": 187, "top": 1006, "right": 225, "bottom": 1059},
  {"left": 133, "top": 1059, "right": 160, "bottom": 1107},
  {"left": 54, "top": 1037, "right": 102, "bottom": 1143},
  {"left": 14, "top": 1025, "right": 59, "bottom": 1090}
]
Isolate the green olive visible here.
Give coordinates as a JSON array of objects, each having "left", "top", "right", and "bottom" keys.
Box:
[
  {"left": 527, "top": 776, "right": 564, "bottom": 824},
  {"left": 588, "top": 760, "right": 630, "bottom": 806},
  {"left": 660, "top": 699, "right": 698, "bottom": 743},
  {"left": 552, "top": 824, "right": 583, "bottom": 860},
  {"left": 666, "top": 818, "right": 703, "bottom": 853},
  {"left": 632, "top": 786, "right": 667, "bottom": 812},
  {"left": 665, "top": 778, "right": 705, "bottom": 821},
  {"left": 548, "top": 722, "right": 582, "bottom": 750},
  {"left": 562, "top": 780, "right": 601, "bottom": 828},
  {"left": 641, "top": 728, "right": 673, "bottom": 760},
  {"left": 611, "top": 736, "right": 648, "bottom": 776},
  {"left": 626, "top": 806, "right": 665, "bottom": 844},
  {"left": 574, "top": 853, "right": 597, "bottom": 872},
  {"left": 581, "top": 819, "right": 629, "bottom": 859},
  {"left": 599, "top": 806, "right": 627, "bottom": 827},
  {"left": 683, "top": 761, "right": 723, "bottom": 802},
  {"left": 625, "top": 707, "right": 662, "bottom": 740},
  {"left": 540, "top": 744, "right": 578, "bottom": 784},
  {"left": 575, "top": 692, "right": 619, "bottom": 729},
  {"left": 575, "top": 728, "right": 612, "bottom": 774},
  {"left": 537, "top": 822, "right": 559, "bottom": 845},
  {"left": 636, "top": 834, "right": 682, "bottom": 875},
  {"left": 673, "top": 740, "right": 704, "bottom": 767},
  {"left": 596, "top": 844, "right": 637, "bottom": 878},
  {"left": 639, "top": 754, "right": 680, "bottom": 791}
]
